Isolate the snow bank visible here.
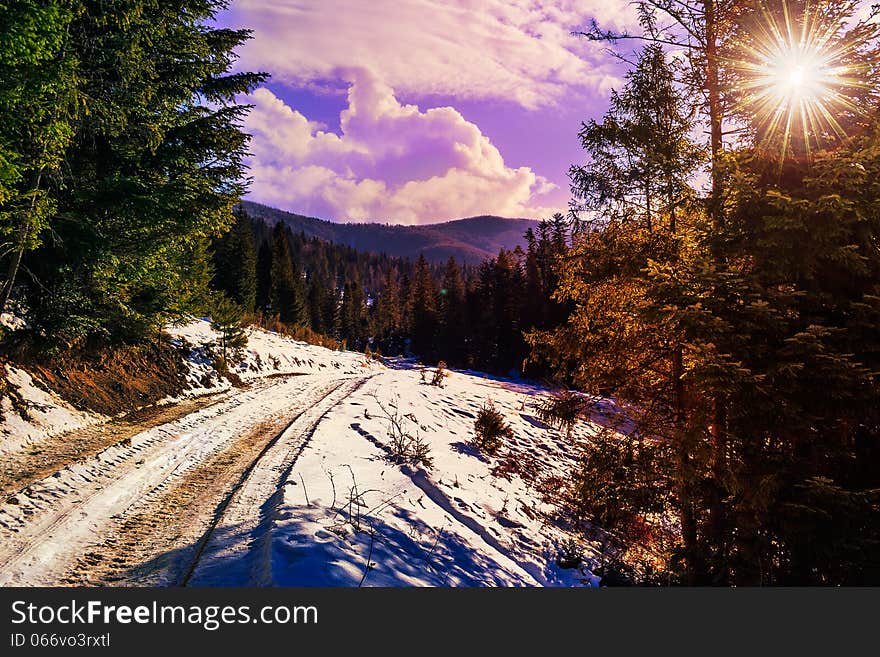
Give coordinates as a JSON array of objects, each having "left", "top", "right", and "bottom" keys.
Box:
[
  {"left": 0, "top": 366, "right": 105, "bottom": 456},
  {"left": 166, "top": 318, "right": 380, "bottom": 395}
]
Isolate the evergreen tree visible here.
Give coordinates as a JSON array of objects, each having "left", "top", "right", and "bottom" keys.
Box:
[
  {"left": 212, "top": 206, "right": 257, "bottom": 311},
  {"left": 408, "top": 254, "right": 438, "bottom": 360},
  {"left": 551, "top": 1, "right": 880, "bottom": 585},
  {"left": 209, "top": 293, "right": 248, "bottom": 367},
  {"left": 290, "top": 259, "right": 309, "bottom": 327},
  {"left": 374, "top": 267, "right": 404, "bottom": 353},
  {"left": 269, "top": 222, "right": 297, "bottom": 323},
  {"left": 338, "top": 280, "right": 366, "bottom": 348},
  {"left": 528, "top": 45, "right": 706, "bottom": 579},
  {"left": 24, "top": 0, "right": 266, "bottom": 343},
  {"left": 0, "top": 1, "right": 78, "bottom": 310},
  {"left": 437, "top": 257, "right": 467, "bottom": 360},
  {"left": 306, "top": 276, "right": 327, "bottom": 334},
  {"left": 255, "top": 238, "right": 272, "bottom": 313}
]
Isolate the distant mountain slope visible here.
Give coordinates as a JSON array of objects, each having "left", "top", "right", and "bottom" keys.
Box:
[{"left": 241, "top": 201, "right": 540, "bottom": 264}]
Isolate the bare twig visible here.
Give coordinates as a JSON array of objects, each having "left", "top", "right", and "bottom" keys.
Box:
[{"left": 298, "top": 472, "right": 310, "bottom": 506}]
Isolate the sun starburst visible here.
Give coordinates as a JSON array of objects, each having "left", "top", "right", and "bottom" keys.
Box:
[{"left": 733, "top": 1, "right": 869, "bottom": 159}]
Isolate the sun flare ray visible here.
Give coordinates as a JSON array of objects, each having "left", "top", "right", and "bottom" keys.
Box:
[{"left": 732, "top": 0, "right": 871, "bottom": 159}]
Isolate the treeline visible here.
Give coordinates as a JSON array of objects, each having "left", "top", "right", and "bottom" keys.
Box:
[
  {"left": 0, "top": 1, "right": 264, "bottom": 348},
  {"left": 530, "top": 1, "right": 880, "bottom": 585},
  {"left": 211, "top": 207, "right": 571, "bottom": 375}
]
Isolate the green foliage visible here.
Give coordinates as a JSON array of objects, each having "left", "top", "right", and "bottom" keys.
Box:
[
  {"left": 472, "top": 400, "right": 513, "bottom": 455},
  {"left": 570, "top": 44, "right": 703, "bottom": 231},
  {"left": 212, "top": 206, "right": 257, "bottom": 311},
  {"left": 0, "top": 1, "right": 79, "bottom": 308},
  {"left": 209, "top": 293, "right": 248, "bottom": 367},
  {"left": 570, "top": 433, "right": 670, "bottom": 532},
  {"left": 269, "top": 222, "right": 308, "bottom": 326},
  {"left": 10, "top": 0, "right": 266, "bottom": 344},
  {"left": 437, "top": 257, "right": 467, "bottom": 357},
  {"left": 536, "top": 12, "right": 880, "bottom": 585},
  {"left": 536, "top": 389, "right": 593, "bottom": 438},
  {"left": 408, "top": 254, "right": 438, "bottom": 359}
]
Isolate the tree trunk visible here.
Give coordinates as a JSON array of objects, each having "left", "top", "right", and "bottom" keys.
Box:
[
  {"left": 672, "top": 344, "right": 700, "bottom": 583},
  {"left": 0, "top": 171, "right": 43, "bottom": 312},
  {"left": 704, "top": 0, "right": 729, "bottom": 582}
]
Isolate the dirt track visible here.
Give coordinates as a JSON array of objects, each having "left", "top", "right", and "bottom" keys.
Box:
[
  {"left": 0, "top": 374, "right": 369, "bottom": 586},
  {"left": 1, "top": 392, "right": 229, "bottom": 500}
]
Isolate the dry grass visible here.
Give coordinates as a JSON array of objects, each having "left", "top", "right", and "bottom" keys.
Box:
[
  {"left": 244, "top": 312, "right": 343, "bottom": 351},
  {"left": 1, "top": 337, "right": 189, "bottom": 417}
]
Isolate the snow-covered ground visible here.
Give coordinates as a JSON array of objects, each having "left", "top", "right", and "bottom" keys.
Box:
[
  {"left": 263, "top": 366, "right": 599, "bottom": 586},
  {"left": 1, "top": 319, "right": 603, "bottom": 586},
  {"left": 0, "top": 318, "right": 379, "bottom": 456},
  {"left": 168, "top": 318, "right": 379, "bottom": 391},
  {"left": 0, "top": 365, "right": 106, "bottom": 456}
]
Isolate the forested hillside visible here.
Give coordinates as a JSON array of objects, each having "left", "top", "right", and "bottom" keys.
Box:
[
  {"left": 240, "top": 201, "right": 540, "bottom": 265},
  {"left": 211, "top": 206, "right": 571, "bottom": 376}
]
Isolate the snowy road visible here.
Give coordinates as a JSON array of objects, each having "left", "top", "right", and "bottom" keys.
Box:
[
  {"left": 0, "top": 374, "right": 371, "bottom": 586},
  {"left": 0, "top": 319, "right": 603, "bottom": 587}
]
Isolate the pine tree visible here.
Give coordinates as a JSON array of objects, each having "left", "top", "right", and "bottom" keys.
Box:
[
  {"left": 694, "top": 105, "right": 880, "bottom": 583},
  {"left": 23, "top": 0, "right": 267, "bottom": 343},
  {"left": 269, "top": 222, "right": 297, "bottom": 323},
  {"left": 255, "top": 238, "right": 272, "bottom": 313},
  {"left": 559, "top": 0, "right": 880, "bottom": 584},
  {"left": 374, "top": 267, "right": 404, "bottom": 353},
  {"left": 306, "top": 276, "right": 327, "bottom": 334},
  {"left": 528, "top": 45, "right": 706, "bottom": 579},
  {"left": 209, "top": 293, "right": 248, "bottom": 368},
  {"left": 437, "top": 257, "right": 466, "bottom": 361},
  {"left": 290, "top": 260, "right": 309, "bottom": 327},
  {"left": 408, "top": 254, "right": 438, "bottom": 360},
  {"left": 212, "top": 205, "right": 257, "bottom": 311},
  {"left": 0, "top": 1, "right": 78, "bottom": 310}
]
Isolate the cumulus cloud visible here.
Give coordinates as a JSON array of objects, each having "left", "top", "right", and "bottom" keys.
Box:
[
  {"left": 228, "top": 0, "right": 634, "bottom": 109},
  {"left": 245, "top": 70, "right": 559, "bottom": 223}
]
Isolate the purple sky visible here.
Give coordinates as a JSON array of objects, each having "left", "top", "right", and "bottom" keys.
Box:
[{"left": 216, "top": 1, "right": 636, "bottom": 224}]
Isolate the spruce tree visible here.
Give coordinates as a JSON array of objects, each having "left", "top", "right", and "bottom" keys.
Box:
[
  {"left": 409, "top": 254, "right": 438, "bottom": 360},
  {"left": 269, "top": 222, "right": 297, "bottom": 323},
  {"left": 23, "top": 0, "right": 267, "bottom": 343},
  {"left": 209, "top": 293, "right": 248, "bottom": 367},
  {"left": 212, "top": 205, "right": 257, "bottom": 311},
  {"left": 528, "top": 45, "right": 706, "bottom": 579},
  {"left": 290, "top": 260, "right": 309, "bottom": 327},
  {"left": 306, "top": 276, "right": 327, "bottom": 334},
  {"left": 0, "top": 1, "right": 78, "bottom": 310},
  {"left": 255, "top": 238, "right": 272, "bottom": 313},
  {"left": 437, "top": 257, "right": 467, "bottom": 362},
  {"left": 374, "top": 267, "right": 404, "bottom": 353}
]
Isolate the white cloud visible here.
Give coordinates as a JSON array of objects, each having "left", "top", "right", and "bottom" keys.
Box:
[
  {"left": 229, "top": 0, "right": 633, "bottom": 109},
  {"left": 245, "top": 71, "right": 560, "bottom": 223}
]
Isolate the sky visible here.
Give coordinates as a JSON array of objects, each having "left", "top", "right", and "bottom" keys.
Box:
[{"left": 216, "top": 0, "right": 637, "bottom": 224}]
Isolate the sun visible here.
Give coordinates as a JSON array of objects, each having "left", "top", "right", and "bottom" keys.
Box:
[{"left": 732, "top": 1, "right": 868, "bottom": 159}]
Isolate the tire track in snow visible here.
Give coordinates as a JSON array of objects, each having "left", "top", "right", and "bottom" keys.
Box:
[
  {"left": 184, "top": 377, "right": 370, "bottom": 586},
  {"left": 0, "top": 375, "right": 357, "bottom": 586}
]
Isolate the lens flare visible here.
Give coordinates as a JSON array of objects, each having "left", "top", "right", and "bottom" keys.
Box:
[{"left": 733, "top": 1, "right": 868, "bottom": 159}]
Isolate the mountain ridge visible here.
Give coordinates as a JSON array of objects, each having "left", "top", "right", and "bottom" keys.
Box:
[{"left": 240, "top": 201, "right": 541, "bottom": 264}]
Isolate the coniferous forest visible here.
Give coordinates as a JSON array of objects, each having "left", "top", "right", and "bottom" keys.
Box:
[{"left": 1, "top": 0, "right": 879, "bottom": 587}]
